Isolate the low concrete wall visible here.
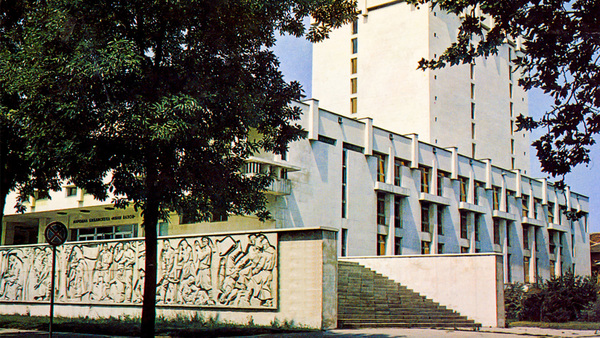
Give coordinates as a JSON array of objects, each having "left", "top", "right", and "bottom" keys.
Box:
[
  {"left": 0, "top": 227, "right": 337, "bottom": 329},
  {"left": 341, "top": 254, "right": 504, "bottom": 327}
]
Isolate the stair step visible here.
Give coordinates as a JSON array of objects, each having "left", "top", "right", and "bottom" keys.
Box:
[{"left": 338, "top": 261, "right": 481, "bottom": 329}]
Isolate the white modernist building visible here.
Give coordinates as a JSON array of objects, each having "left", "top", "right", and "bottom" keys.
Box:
[
  {"left": 313, "top": 0, "right": 530, "bottom": 172},
  {"left": 1, "top": 99, "right": 591, "bottom": 284}
]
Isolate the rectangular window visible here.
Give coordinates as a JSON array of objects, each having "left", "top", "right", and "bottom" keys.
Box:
[
  {"left": 506, "top": 190, "right": 514, "bottom": 211},
  {"left": 394, "top": 159, "right": 403, "bottom": 186},
  {"left": 437, "top": 207, "right": 444, "bottom": 236},
  {"left": 473, "top": 181, "right": 483, "bottom": 205},
  {"left": 438, "top": 243, "right": 444, "bottom": 254},
  {"left": 507, "top": 254, "right": 512, "bottom": 282},
  {"left": 66, "top": 186, "right": 78, "bottom": 197},
  {"left": 375, "top": 153, "right": 386, "bottom": 183},
  {"left": 510, "top": 102, "right": 514, "bottom": 117},
  {"left": 509, "top": 65, "right": 513, "bottom": 81},
  {"left": 342, "top": 149, "right": 348, "bottom": 218},
  {"left": 341, "top": 229, "right": 348, "bottom": 257},
  {"left": 394, "top": 236, "right": 402, "bottom": 255},
  {"left": 471, "top": 123, "right": 476, "bottom": 139},
  {"left": 377, "top": 234, "right": 386, "bottom": 256},
  {"left": 509, "top": 83, "right": 513, "bottom": 98},
  {"left": 523, "top": 226, "right": 530, "bottom": 249},
  {"left": 471, "top": 102, "right": 476, "bottom": 120},
  {"left": 475, "top": 215, "right": 481, "bottom": 242},
  {"left": 470, "top": 63, "right": 474, "bottom": 79},
  {"left": 534, "top": 198, "right": 541, "bottom": 220},
  {"left": 511, "top": 139, "right": 515, "bottom": 154},
  {"left": 351, "top": 58, "right": 357, "bottom": 74},
  {"left": 460, "top": 211, "right": 468, "bottom": 239},
  {"left": 352, "top": 19, "right": 358, "bottom": 34},
  {"left": 522, "top": 195, "right": 529, "bottom": 218},
  {"left": 493, "top": 219, "right": 501, "bottom": 245},
  {"left": 420, "top": 166, "right": 431, "bottom": 193},
  {"left": 549, "top": 231, "right": 556, "bottom": 255},
  {"left": 350, "top": 97, "right": 357, "bottom": 114},
  {"left": 437, "top": 171, "right": 446, "bottom": 196},
  {"left": 421, "top": 203, "right": 430, "bottom": 233},
  {"left": 394, "top": 196, "right": 402, "bottom": 229},
  {"left": 524, "top": 256, "right": 530, "bottom": 283},
  {"left": 459, "top": 176, "right": 469, "bottom": 202},
  {"left": 73, "top": 224, "right": 137, "bottom": 242},
  {"left": 507, "top": 222, "right": 512, "bottom": 247},
  {"left": 421, "top": 241, "right": 431, "bottom": 255},
  {"left": 470, "top": 83, "right": 475, "bottom": 99},
  {"left": 350, "top": 77, "right": 357, "bottom": 94},
  {"left": 550, "top": 260, "right": 556, "bottom": 278},
  {"left": 351, "top": 38, "right": 358, "bottom": 54},
  {"left": 377, "top": 193, "right": 386, "bottom": 225},
  {"left": 572, "top": 234, "right": 575, "bottom": 256},
  {"left": 492, "top": 186, "right": 501, "bottom": 210},
  {"left": 511, "top": 157, "right": 515, "bottom": 170},
  {"left": 461, "top": 246, "right": 469, "bottom": 253},
  {"left": 548, "top": 202, "right": 555, "bottom": 223}
]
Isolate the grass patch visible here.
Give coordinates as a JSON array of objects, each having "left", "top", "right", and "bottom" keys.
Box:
[
  {"left": 0, "top": 314, "right": 315, "bottom": 337},
  {"left": 509, "top": 321, "right": 600, "bottom": 331}
]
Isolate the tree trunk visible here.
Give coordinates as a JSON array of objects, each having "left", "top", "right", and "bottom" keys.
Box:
[{"left": 141, "top": 160, "right": 160, "bottom": 337}]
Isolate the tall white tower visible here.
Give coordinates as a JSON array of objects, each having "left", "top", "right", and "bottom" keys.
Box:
[{"left": 313, "top": 0, "right": 530, "bottom": 172}]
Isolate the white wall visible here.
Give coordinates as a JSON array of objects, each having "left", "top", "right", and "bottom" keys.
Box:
[{"left": 342, "top": 254, "right": 505, "bottom": 327}]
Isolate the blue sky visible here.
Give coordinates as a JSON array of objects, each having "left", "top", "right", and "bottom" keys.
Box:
[{"left": 272, "top": 33, "right": 600, "bottom": 233}]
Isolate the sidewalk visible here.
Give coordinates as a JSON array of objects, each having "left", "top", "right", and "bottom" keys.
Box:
[
  {"left": 254, "top": 327, "right": 600, "bottom": 338},
  {"left": 1, "top": 327, "right": 599, "bottom": 337}
]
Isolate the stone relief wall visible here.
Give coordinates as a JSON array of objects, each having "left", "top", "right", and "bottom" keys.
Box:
[{"left": 0, "top": 233, "right": 277, "bottom": 309}]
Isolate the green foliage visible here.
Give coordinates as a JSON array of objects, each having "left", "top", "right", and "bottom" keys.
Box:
[
  {"left": 504, "top": 282, "right": 525, "bottom": 320},
  {"left": 505, "top": 271, "right": 598, "bottom": 322},
  {"left": 406, "top": 0, "right": 600, "bottom": 179}
]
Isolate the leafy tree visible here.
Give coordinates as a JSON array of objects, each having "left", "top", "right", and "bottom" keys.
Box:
[
  {"left": 407, "top": 0, "right": 600, "bottom": 181},
  {"left": 0, "top": 0, "right": 357, "bottom": 336},
  {"left": 0, "top": 2, "right": 64, "bottom": 228},
  {"left": 504, "top": 271, "right": 597, "bottom": 322}
]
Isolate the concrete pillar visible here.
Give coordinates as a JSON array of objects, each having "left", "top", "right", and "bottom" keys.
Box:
[
  {"left": 409, "top": 134, "right": 419, "bottom": 169},
  {"left": 386, "top": 194, "right": 395, "bottom": 256},
  {"left": 432, "top": 204, "right": 439, "bottom": 254},
  {"left": 386, "top": 146, "right": 395, "bottom": 185},
  {"left": 502, "top": 220, "right": 509, "bottom": 283},
  {"left": 515, "top": 169, "right": 522, "bottom": 198},
  {"left": 530, "top": 226, "right": 537, "bottom": 282},
  {"left": 469, "top": 212, "right": 476, "bottom": 253},
  {"left": 307, "top": 99, "right": 319, "bottom": 141},
  {"left": 362, "top": 117, "right": 373, "bottom": 156}
]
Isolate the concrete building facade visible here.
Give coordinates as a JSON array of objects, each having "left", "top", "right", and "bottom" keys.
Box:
[
  {"left": 313, "top": 0, "right": 530, "bottom": 172},
  {"left": 2, "top": 100, "right": 591, "bottom": 284}
]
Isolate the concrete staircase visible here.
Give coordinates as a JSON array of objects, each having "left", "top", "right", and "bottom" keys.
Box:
[{"left": 338, "top": 261, "right": 482, "bottom": 329}]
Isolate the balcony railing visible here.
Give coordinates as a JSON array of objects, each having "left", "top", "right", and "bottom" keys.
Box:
[{"left": 265, "top": 178, "right": 291, "bottom": 195}]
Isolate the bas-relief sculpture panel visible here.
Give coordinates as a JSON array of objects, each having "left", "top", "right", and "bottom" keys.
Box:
[{"left": 0, "top": 233, "right": 277, "bottom": 309}]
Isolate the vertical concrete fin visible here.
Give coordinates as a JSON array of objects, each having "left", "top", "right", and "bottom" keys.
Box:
[
  {"left": 484, "top": 159, "right": 492, "bottom": 190},
  {"left": 307, "top": 99, "right": 319, "bottom": 141},
  {"left": 387, "top": 145, "right": 395, "bottom": 185},
  {"left": 565, "top": 186, "right": 571, "bottom": 210},
  {"left": 514, "top": 169, "right": 521, "bottom": 198},
  {"left": 447, "top": 147, "right": 458, "bottom": 179},
  {"left": 410, "top": 134, "right": 419, "bottom": 169},
  {"left": 542, "top": 178, "right": 548, "bottom": 205},
  {"left": 363, "top": 117, "right": 373, "bottom": 156}
]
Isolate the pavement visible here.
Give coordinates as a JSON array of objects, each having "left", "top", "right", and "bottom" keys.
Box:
[{"left": 1, "top": 327, "right": 600, "bottom": 338}]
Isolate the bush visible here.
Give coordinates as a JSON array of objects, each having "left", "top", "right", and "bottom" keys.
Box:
[{"left": 504, "top": 271, "right": 598, "bottom": 323}]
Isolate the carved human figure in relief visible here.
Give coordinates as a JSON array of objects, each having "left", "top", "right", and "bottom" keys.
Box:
[
  {"left": 91, "top": 243, "right": 113, "bottom": 300},
  {"left": 0, "top": 253, "right": 24, "bottom": 300},
  {"left": 67, "top": 245, "right": 90, "bottom": 300},
  {"left": 31, "top": 247, "right": 51, "bottom": 301},
  {"left": 249, "top": 235, "right": 276, "bottom": 306},
  {"left": 216, "top": 236, "right": 244, "bottom": 305},
  {"left": 194, "top": 237, "right": 214, "bottom": 304},
  {"left": 157, "top": 240, "right": 177, "bottom": 303}
]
